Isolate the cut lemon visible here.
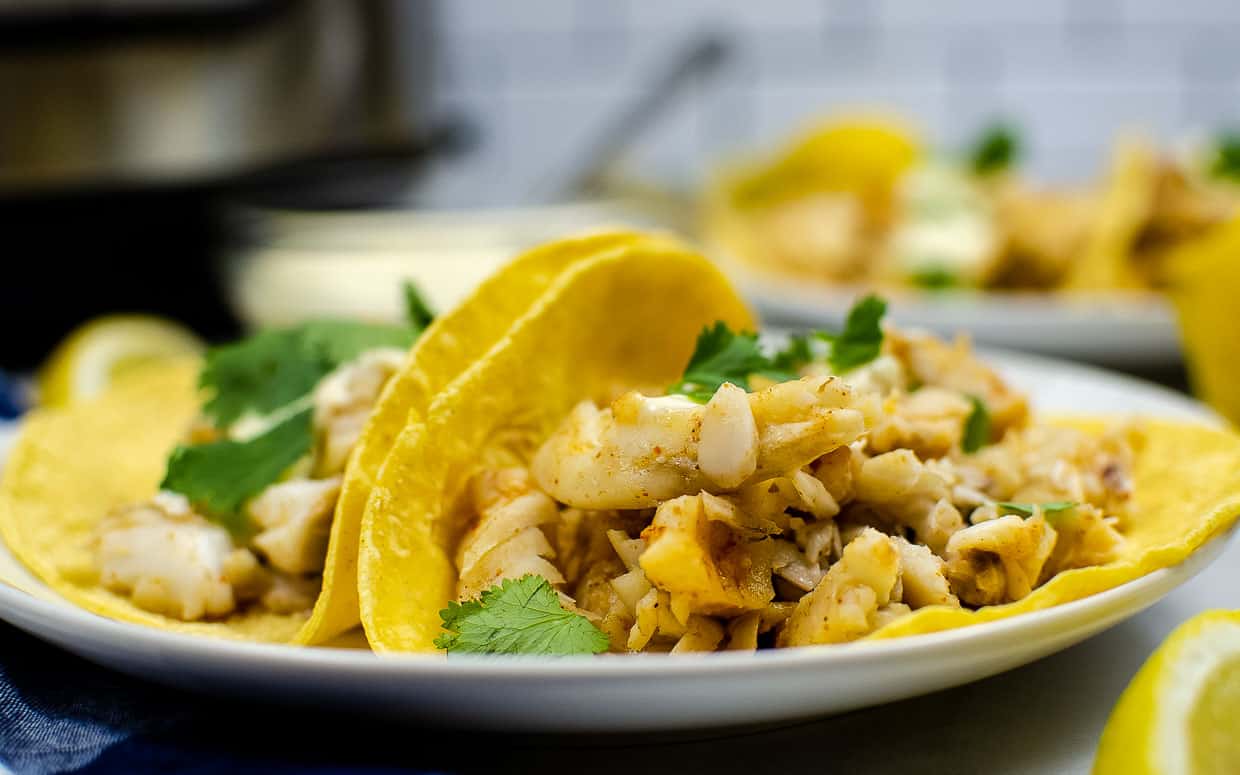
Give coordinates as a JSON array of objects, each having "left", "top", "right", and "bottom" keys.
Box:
[
  {"left": 38, "top": 315, "right": 204, "bottom": 406},
  {"left": 1095, "top": 610, "right": 1240, "bottom": 775}
]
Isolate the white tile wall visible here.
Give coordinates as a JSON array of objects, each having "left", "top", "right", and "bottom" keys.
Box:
[{"left": 420, "top": 0, "right": 1240, "bottom": 206}]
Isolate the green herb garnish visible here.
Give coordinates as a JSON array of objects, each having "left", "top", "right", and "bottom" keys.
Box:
[
  {"left": 962, "top": 396, "right": 991, "bottom": 454},
  {"left": 403, "top": 280, "right": 435, "bottom": 330},
  {"left": 198, "top": 328, "right": 327, "bottom": 428},
  {"left": 826, "top": 294, "right": 887, "bottom": 372},
  {"left": 668, "top": 322, "right": 769, "bottom": 402},
  {"left": 170, "top": 284, "right": 435, "bottom": 528},
  {"left": 997, "top": 501, "right": 1078, "bottom": 518},
  {"left": 968, "top": 123, "right": 1021, "bottom": 176},
  {"left": 160, "top": 408, "right": 314, "bottom": 534},
  {"left": 1209, "top": 133, "right": 1240, "bottom": 182},
  {"left": 770, "top": 333, "right": 814, "bottom": 373},
  {"left": 910, "top": 266, "right": 960, "bottom": 290},
  {"left": 187, "top": 321, "right": 408, "bottom": 525},
  {"left": 669, "top": 296, "right": 888, "bottom": 402},
  {"left": 199, "top": 321, "right": 416, "bottom": 428},
  {"left": 435, "top": 575, "right": 610, "bottom": 656}
]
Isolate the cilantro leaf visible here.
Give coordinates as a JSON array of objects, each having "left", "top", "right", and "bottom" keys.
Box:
[
  {"left": 968, "top": 123, "right": 1022, "bottom": 176},
  {"left": 435, "top": 575, "right": 610, "bottom": 656},
  {"left": 199, "top": 329, "right": 324, "bottom": 428},
  {"left": 1209, "top": 132, "right": 1240, "bottom": 182},
  {"left": 962, "top": 395, "right": 991, "bottom": 454},
  {"left": 910, "top": 266, "right": 960, "bottom": 290},
  {"left": 160, "top": 408, "right": 313, "bottom": 533},
  {"left": 827, "top": 295, "right": 887, "bottom": 372},
  {"left": 299, "top": 320, "right": 416, "bottom": 366},
  {"left": 403, "top": 280, "right": 435, "bottom": 331},
  {"left": 667, "top": 295, "right": 888, "bottom": 401},
  {"left": 199, "top": 320, "right": 415, "bottom": 428},
  {"left": 998, "top": 501, "right": 1078, "bottom": 518},
  {"left": 669, "top": 322, "right": 769, "bottom": 402},
  {"left": 771, "top": 334, "right": 813, "bottom": 373}
]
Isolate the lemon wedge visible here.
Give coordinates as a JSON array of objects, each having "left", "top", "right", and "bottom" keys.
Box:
[
  {"left": 39, "top": 315, "right": 204, "bottom": 406},
  {"left": 1095, "top": 610, "right": 1240, "bottom": 775}
]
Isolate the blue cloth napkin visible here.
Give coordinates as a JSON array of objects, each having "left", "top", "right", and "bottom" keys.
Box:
[
  {"left": 0, "top": 372, "right": 29, "bottom": 421},
  {"left": 0, "top": 622, "right": 189, "bottom": 774},
  {"left": 0, "top": 622, "right": 463, "bottom": 775}
]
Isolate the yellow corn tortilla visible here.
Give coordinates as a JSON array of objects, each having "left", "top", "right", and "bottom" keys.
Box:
[
  {"left": 871, "top": 417, "right": 1240, "bottom": 640},
  {"left": 299, "top": 230, "right": 670, "bottom": 645},
  {"left": 721, "top": 115, "right": 921, "bottom": 208},
  {"left": 702, "top": 114, "right": 919, "bottom": 264},
  {"left": 0, "top": 358, "right": 305, "bottom": 641},
  {"left": 358, "top": 239, "right": 756, "bottom": 651}
]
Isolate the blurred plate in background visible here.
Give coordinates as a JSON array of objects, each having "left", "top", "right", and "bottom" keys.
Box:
[
  {"left": 222, "top": 200, "right": 666, "bottom": 329},
  {"left": 733, "top": 262, "right": 1181, "bottom": 368}
]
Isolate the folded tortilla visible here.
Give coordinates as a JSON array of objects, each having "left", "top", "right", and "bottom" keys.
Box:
[
  {"left": 358, "top": 239, "right": 756, "bottom": 651},
  {"left": 0, "top": 231, "right": 662, "bottom": 643},
  {"left": 299, "top": 230, "right": 666, "bottom": 644}
]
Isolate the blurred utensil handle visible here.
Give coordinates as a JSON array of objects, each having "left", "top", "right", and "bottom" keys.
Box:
[{"left": 555, "top": 32, "right": 732, "bottom": 201}]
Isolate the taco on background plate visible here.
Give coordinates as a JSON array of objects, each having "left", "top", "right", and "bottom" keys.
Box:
[{"left": 356, "top": 237, "right": 1240, "bottom": 656}]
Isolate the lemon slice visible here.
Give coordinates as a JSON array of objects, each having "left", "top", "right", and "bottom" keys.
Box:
[
  {"left": 39, "top": 315, "right": 204, "bottom": 406},
  {"left": 1095, "top": 610, "right": 1240, "bottom": 775}
]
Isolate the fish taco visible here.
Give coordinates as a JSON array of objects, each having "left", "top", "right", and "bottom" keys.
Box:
[
  {"left": 358, "top": 239, "right": 1240, "bottom": 656},
  {"left": 0, "top": 231, "right": 657, "bottom": 642}
]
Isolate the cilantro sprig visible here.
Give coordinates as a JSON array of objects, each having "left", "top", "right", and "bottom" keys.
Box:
[
  {"left": 668, "top": 322, "right": 770, "bottom": 402},
  {"left": 1208, "top": 132, "right": 1240, "bottom": 182},
  {"left": 961, "top": 396, "right": 991, "bottom": 454},
  {"left": 161, "top": 409, "right": 314, "bottom": 534},
  {"left": 435, "top": 575, "right": 610, "bottom": 656},
  {"left": 910, "top": 266, "right": 960, "bottom": 290},
  {"left": 165, "top": 284, "right": 435, "bottom": 529},
  {"left": 998, "top": 501, "right": 1078, "bottom": 519},
  {"left": 968, "top": 123, "right": 1022, "bottom": 176},
  {"left": 199, "top": 320, "right": 419, "bottom": 428},
  {"left": 825, "top": 295, "right": 886, "bottom": 372},
  {"left": 668, "top": 295, "right": 888, "bottom": 402},
  {"left": 403, "top": 280, "right": 435, "bottom": 330}
]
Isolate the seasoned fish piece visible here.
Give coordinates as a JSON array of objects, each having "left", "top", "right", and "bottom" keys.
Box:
[
  {"left": 891, "top": 535, "right": 959, "bottom": 608},
  {"left": 455, "top": 468, "right": 563, "bottom": 601},
  {"left": 886, "top": 328, "right": 1028, "bottom": 438},
  {"left": 868, "top": 387, "right": 974, "bottom": 459},
  {"left": 249, "top": 476, "right": 341, "bottom": 575},
  {"left": 945, "top": 515, "right": 1057, "bottom": 606},
  {"left": 96, "top": 492, "right": 237, "bottom": 621},
  {"left": 639, "top": 494, "right": 775, "bottom": 616},
  {"left": 1041, "top": 504, "right": 1124, "bottom": 579},
  {"left": 698, "top": 383, "right": 759, "bottom": 489},
  {"left": 313, "top": 348, "right": 406, "bottom": 475},
  {"left": 855, "top": 449, "right": 964, "bottom": 554},
  {"left": 533, "top": 376, "right": 866, "bottom": 509},
  {"left": 779, "top": 527, "right": 901, "bottom": 646}
]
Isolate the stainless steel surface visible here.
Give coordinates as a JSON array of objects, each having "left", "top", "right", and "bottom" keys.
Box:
[{"left": 0, "top": 0, "right": 433, "bottom": 193}]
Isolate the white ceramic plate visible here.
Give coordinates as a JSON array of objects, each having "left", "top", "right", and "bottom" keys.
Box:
[
  {"left": 0, "top": 351, "right": 1228, "bottom": 733},
  {"left": 736, "top": 266, "right": 1181, "bottom": 368}
]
